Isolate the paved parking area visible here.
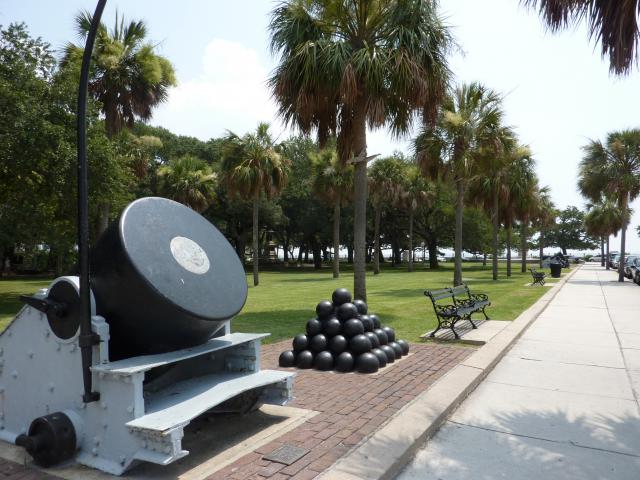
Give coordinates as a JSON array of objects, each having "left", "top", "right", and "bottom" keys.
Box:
[{"left": 398, "top": 264, "right": 640, "bottom": 480}]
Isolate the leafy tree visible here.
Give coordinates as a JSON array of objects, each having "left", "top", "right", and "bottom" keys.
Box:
[
  {"left": 222, "top": 123, "right": 290, "bottom": 286},
  {"left": 547, "top": 206, "right": 598, "bottom": 255},
  {"left": 416, "top": 82, "right": 507, "bottom": 285},
  {"left": 398, "top": 165, "right": 433, "bottom": 272},
  {"left": 579, "top": 130, "right": 640, "bottom": 281},
  {"left": 523, "top": 0, "right": 640, "bottom": 74},
  {"left": 311, "top": 145, "right": 353, "bottom": 277},
  {"left": 414, "top": 181, "right": 455, "bottom": 268},
  {"left": 158, "top": 156, "right": 217, "bottom": 213},
  {"left": 268, "top": 0, "right": 453, "bottom": 300}
]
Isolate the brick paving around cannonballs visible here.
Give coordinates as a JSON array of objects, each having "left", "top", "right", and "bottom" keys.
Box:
[
  {"left": 0, "top": 341, "right": 472, "bottom": 480},
  {"left": 207, "top": 340, "right": 472, "bottom": 480}
]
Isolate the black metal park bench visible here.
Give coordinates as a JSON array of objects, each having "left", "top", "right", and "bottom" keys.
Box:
[
  {"left": 424, "top": 285, "right": 491, "bottom": 339},
  {"left": 529, "top": 268, "right": 546, "bottom": 286}
]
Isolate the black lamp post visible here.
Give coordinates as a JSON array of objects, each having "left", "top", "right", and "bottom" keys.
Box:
[{"left": 77, "top": 0, "right": 107, "bottom": 403}]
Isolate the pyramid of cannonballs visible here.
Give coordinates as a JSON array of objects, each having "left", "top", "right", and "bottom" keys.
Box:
[{"left": 278, "top": 288, "right": 410, "bottom": 374}]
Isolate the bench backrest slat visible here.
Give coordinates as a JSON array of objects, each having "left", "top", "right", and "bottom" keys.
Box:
[
  {"left": 450, "top": 285, "right": 470, "bottom": 297},
  {"left": 424, "top": 288, "right": 453, "bottom": 301}
]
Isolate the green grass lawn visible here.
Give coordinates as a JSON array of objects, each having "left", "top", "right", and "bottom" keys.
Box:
[{"left": 0, "top": 263, "right": 562, "bottom": 343}]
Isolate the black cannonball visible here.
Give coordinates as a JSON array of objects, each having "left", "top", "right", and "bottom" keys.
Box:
[
  {"left": 316, "top": 300, "right": 334, "bottom": 320},
  {"left": 365, "top": 331, "right": 380, "bottom": 348},
  {"left": 296, "top": 350, "right": 314, "bottom": 369},
  {"left": 306, "top": 318, "right": 323, "bottom": 337},
  {"left": 332, "top": 288, "right": 352, "bottom": 306},
  {"left": 360, "top": 315, "right": 374, "bottom": 332},
  {"left": 313, "top": 351, "right": 334, "bottom": 371},
  {"left": 329, "top": 334, "right": 348, "bottom": 354},
  {"left": 389, "top": 341, "right": 403, "bottom": 358},
  {"left": 343, "top": 318, "right": 365, "bottom": 338},
  {"left": 337, "top": 302, "right": 359, "bottom": 321},
  {"left": 323, "top": 317, "right": 342, "bottom": 337},
  {"left": 349, "top": 334, "right": 372, "bottom": 354},
  {"left": 356, "top": 352, "right": 379, "bottom": 374},
  {"left": 353, "top": 299, "right": 368, "bottom": 315},
  {"left": 380, "top": 344, "right": 396, "bottom": 363},
  {"left": 397, "top": 339, "right": 410, "bottom": 355},
  {"left": 382, "top": 326, "right": 396, "bottom": 343},
  {"left": 373, "top": 328, "right": 388, "bottom": 345},
  {"left": 369, "top": 314, "right": 381, "bottom": 329},
  {"left": 309, "top": 334, "right": 328, "bottom": 353},
  {"left": 335, "top": 351, "right": 355, "bottom": 372},
  {"left": 279, "top": 350, "right": 296, "bottom": 367},
  {"left": 293, "top": 334, "right": 309, "bottom": 352},
  {"left": 371, "top": 347, "right": 387, "bottom": 368}
]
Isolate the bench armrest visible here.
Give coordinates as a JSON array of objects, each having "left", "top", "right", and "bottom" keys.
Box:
[{"left": 469, "top": 293, "right": 488, "bottom": 302}]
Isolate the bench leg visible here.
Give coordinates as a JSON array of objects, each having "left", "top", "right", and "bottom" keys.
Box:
[
  {"left": 481, "top": 307, "right": 489, "bottom": 320},
  {"left": 468, "top": 316, "right": 477, "bottom": 329},
  {"left": 430, "top": 318, "right": 443, "bottom": 338},
  {"left": 450, "top": 318, "right": 460, "bottom": 339}
]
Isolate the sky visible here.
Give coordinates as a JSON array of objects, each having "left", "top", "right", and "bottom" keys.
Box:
[{"left": 3, "top": 0, "right": 640, "bottom": 254}]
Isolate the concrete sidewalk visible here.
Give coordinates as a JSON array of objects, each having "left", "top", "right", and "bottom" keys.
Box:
[{"left": 398, "top": 264, "right": 640, "bottom": 480}]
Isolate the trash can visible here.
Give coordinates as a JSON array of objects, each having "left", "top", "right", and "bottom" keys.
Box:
[{"left": 550, "top": 262, "right": 562, "bottom": 278}]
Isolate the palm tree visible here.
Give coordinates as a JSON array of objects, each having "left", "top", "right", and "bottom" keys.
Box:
[
  {"left": 222, "top": 123, "right": 290, "bottom": 286},
  {"left": 579, "top": 129, "right": 640, "bottom": 281},
  {"left": 64, "top": 11, "right": 176, "bottom": 137},
  {"left": 533, "top": 187, "right": 555, "bottom": 268},
  {"left": 585, "top": 201, "right": 625, "bottom": 269},
  {"left": 522, "top": 0, "right": 640, "bottom": 74},
  {"left": 416, "top": 82, "right": 506, "bottom": 286},
  {"left": 268, "top": 0, "right": 453, "bottom": 300},
  {"left": 311, "top": 146, "right": 353, "bottom": 278},
  {"left": 63, "top": 11, "right": 176, "bottom": 233},
  {"left": 400, "top": 166, "right": 433, "bottom": 272},
  {"left": 157, "top": 156, "right": 216, "bottom": 213},
  {"left": 502, "top": 149, "right": 538, "bottom": 277},
  {"left": 468, "top": 129, "right": 516, "bottom": 280},
  {"left": 368, "top": 156, "right": 407, "bottom": 275}
]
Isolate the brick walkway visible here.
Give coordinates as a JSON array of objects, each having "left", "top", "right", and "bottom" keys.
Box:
[
  {"left": 1, "top": 341, "right": 472, "bottom": 480},
  {"left": 208, "top": 341, "right": 472, "bottom": 480}
]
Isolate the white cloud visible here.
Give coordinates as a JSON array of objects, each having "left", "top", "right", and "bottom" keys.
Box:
[{"left": 152, "top": 39, "right": 284, "bottom": 139}]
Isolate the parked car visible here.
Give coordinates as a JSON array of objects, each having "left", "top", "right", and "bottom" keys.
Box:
[
  {"left": 630, "top": 258, "right": 640, "bottom": 284},
  {"left": 624, "top": 256, "right": 640, "bottom": 279},
  {"left": 610, "top": 254, "right": 622, "bottom": 269}
]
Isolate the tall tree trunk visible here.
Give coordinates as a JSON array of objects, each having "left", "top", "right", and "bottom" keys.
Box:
[
  {"left": 252, "top": 195, "right": 259, "bottom": 286},
  {"left": 539, "top": 229, "right": 544, "bottom": 268},
  {"left": 297, "top": 245, "right": 304, "bottom": 265},
  {"left": 619, "top": 195, "right": 629, "bottom": 282},
  {"left": 506, "top": 224, "right": 512, "bottom": 277},
  {"left": 520, "top": 219, "right": 528, "bottom": 273},
  {"left": 311, "top": 238, "right": 322, "bottom": 270},
  {"left": 373, "top": 205, "right": 382, "bottom": 275},
  {"left": 428, "top": 239, "right": 439, "bottom": 269},
  {"left": 600, "top": 236, "right": 605, "bottom": 267},
  {"left": 483, "top": 252, "right": 487, "bottom": 266},
  {"left": 304, "top": 247, "right": 309, "bottom": 263},
  {"left": 333, "top": 199, "right": 341, "bottom": 278},
  {"left": 352, "top": 100, "right": 368, "bottom": 301},
  {"left": 408, "top": 209, "right": 414, "bottom": 272},
  {"left": 606, "top": 236, "right": 610, "bottom": 270},
  {"left": 454, "top": 181, "right": 464, "bottom": 286},
  {"left": 492, "top": 186, "right": 499, "bottom": 281},
  {"left": 347, "top": 245, "right": 353, "bottom": 264}
]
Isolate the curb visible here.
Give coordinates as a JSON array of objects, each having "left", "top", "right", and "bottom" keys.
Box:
[{"left": 318, "top": 266, "right": 580, "bottom": 480}]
